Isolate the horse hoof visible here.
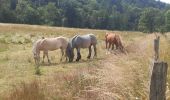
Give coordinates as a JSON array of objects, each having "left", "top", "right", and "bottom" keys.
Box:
[{"left": 87, "top": 56, "right": 90, "bottom": 59}]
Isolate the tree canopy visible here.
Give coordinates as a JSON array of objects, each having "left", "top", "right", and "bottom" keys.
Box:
[{"left": 0, "top": 0, "right": 170, "bottom": 33}]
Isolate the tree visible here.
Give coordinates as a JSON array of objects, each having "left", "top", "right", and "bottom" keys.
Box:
[
  {"left": 0, "top": 0, "right": 169, "bottom": 31},
  {"left": 0, "top": 0, "right": 16, "bottom": 23},
  {"left": 138, "top": 8, "right": 160, "bottom": 33},
  {"left": 16, "top": 0, "right": 41, "bottom": 24},
  {"left": 41, "top": 2, "right": 63, "bottom": 26},
  {"left": 165, "top": 10, "right": 170, "bottom": 32}
]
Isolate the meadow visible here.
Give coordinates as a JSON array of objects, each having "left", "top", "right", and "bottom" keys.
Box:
[{"left": 0, "top": 23, "right": 170, "bottom": 100}]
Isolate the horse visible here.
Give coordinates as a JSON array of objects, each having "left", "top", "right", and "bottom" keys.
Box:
[
  {"left": 32, "top": 36, "right": 68, "bottom": 65},
  {"left": 66, "top": 34, "right": 97, "bottom": 62},
  {"left": 105, "top": 32, "right": 125, "bottom": 53}
]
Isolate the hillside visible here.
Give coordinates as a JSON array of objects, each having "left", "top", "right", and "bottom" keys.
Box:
[
  {"left": 0, "top": 0, "right": 170, "bottom": 32},
  {"left": 0, "top": 23, "right": 170, "bottom": 99}
]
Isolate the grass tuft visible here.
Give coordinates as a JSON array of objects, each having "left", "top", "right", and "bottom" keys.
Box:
[{"left": 5, "top": 80, "right": 45, "bottom": 100}]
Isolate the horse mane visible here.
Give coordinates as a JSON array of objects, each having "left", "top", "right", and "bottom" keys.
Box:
[
  {"left": 72, "top": 35, "right": 79, "bottom": 40},
  {"left": 115, "top": 34, "right": 125, "bottom": 52},
  {"left": 32, "top": 39, "right": 42, "bottom": 55},
  {"left": 115, "top": 34, "right": 123, "bottom": 46},
  {"left": 69, "top": 35, "right": 78, "bottom": 47}
]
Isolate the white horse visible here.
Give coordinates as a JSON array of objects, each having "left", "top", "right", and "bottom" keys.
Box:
[{"left": 32, "top": 37, "right": 68, "bottom": 65}]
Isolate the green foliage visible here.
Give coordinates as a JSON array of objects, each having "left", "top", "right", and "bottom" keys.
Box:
[
  {"left": 0, "top": 0, "right": 170, "bottom": 31},
  {"left": 0, "top": 0, "right": 16, "bottom": 23},
  {"left": 138, "top": 8, "right": 156, "bottom": 33},
  {"left": 35, "top": 66, "right": 41, "bottom": 75},
  {"left": 16, "top": 0, "right": 41, "bottom": 24},
  {"left": 138, "top": 8, "right": 165, "bottom": 33},
  {"left": 43, "top": 2, "right": 63, "bottom": 26},
  {"left": 165, "top": 10, "right": 170, "bottom": 32}
]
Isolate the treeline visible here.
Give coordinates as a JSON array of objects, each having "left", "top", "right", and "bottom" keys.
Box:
[{"left": 0, "top": 0, "right": 170, "bottom": 33}]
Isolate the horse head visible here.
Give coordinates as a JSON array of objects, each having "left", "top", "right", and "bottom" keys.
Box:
[
  {"left": 66, "top": 35, "right": 79, "bottom": 62},
  {"left": 115, "top": 35, "right": 127, "bottom": 54},
  {"left": 32, "top": 40, "right": 41, "bottom": 65}
]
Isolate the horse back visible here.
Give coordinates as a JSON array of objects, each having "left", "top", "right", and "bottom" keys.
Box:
[
  {"left": 40, "top": 37, "right": 68, "bottom": 50},
  {"left": 73, "top": 34, "right": 97, "bottom": 48}
]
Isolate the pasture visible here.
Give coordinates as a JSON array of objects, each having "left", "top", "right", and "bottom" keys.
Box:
[{"left": 0, "top": 23, "right": 170, "bottom": 99}]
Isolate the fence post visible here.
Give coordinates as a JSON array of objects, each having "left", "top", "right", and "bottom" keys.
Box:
[
  {"left": 154, "top": 36, "right": 160, "bottom": 61},
  {"left": 149, "top": 62, "right": 168, "bottom": 100},
  {"left": 150, "top": 35, "right": 168, "bottom": 100}
]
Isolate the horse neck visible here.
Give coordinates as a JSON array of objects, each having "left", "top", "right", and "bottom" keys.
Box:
[
  {"left": 33, "top": 42, "right": 40, "bottom": 56},
  {"left": 72, "top": 35, "right": 78, "bottom": 41},
  {"left": 117, "top": 36, "right": 123, "bottom": 47}
]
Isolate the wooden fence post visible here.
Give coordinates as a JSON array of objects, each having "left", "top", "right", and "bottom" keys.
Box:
[
  {"left": 149, "top": 62, "right": 168, "bottom": 100},
  {"left": 154, "top": 36, "right": 160, "bottom": 61},
  {"left": 150, "top": 35, "right": 168, "bottom": 100}
]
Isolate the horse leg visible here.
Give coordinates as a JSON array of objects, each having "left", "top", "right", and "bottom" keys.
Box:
[
  {"left": 60, "top": 49, "right": 64, "bottom": 62},
  {"left": 94, "top": 44, "right": 97, "bottom": 58},
  {"left": 34, "top": 58, "right": 37, "bottom": 64},
  {"left": 42, "top": 51, "right": 45, "bottom": 63},
  {"left": 76, "top": 48, "right": 81, "bottom": 61},
  {"left": 105, "top": 40, "right": 109, "bottom": 54},
  {"left": 45, "top": 51, "right": 51, "bottom": 64},
  {"left": 108, "top": 43, "right": 111, "bottom": 51},
  {"left": 105, "top": 40, "right": 108, "bottom": 49},
  {"left": 65, "top": 53, "right": 68, "bottom": 62},
  {"left": 87, "top": 45, "right": 92, "bottom": 59},
  {"left": 115, "top": 42, "right": 119, "bottom": 50},
  {"left": 37, "top": 54, "right": 40, "bottom": 66},
  {"left": 64, "top": 50, "right": 68, "bottom": 62},
  {"left": 112, "top": 43, "right": 114, "bottom": 50},
  {"left": 34, "top": 58, "right": 37, "bottom": 66}
]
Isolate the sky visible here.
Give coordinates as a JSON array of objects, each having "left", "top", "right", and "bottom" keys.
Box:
[{"left": 160, "top": 0, "right": 170, "bottom": 4}]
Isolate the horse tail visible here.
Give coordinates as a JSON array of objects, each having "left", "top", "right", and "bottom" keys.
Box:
[{"left": 89, "top": 34, "right": 97, "bottom": 57}]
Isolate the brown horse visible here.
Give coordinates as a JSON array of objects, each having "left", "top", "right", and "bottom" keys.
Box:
[{"left": 105, "top": 32, "right": 125, "bottom": 53}]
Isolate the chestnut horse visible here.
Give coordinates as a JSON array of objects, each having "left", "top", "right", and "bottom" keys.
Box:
[{"left": 105, "top": 32, "right": 125, "bottom": 53}]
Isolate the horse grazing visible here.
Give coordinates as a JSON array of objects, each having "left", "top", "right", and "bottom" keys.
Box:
[
  {"left": 66, "top": 34, "right": 97, "bottom": 62},
  {"left": 32, "top": 36, "right": 68, "bottom": 65},
  {"left": 105, "top": 32, "right": 125, "bottom": 53}
]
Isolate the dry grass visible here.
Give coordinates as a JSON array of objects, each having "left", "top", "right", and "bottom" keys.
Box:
[
  {"left": 4, "top": 80, "right": 45, "bottom": 100},
  {"left": 0, "top": 23, "right": 170, "bottom": 99}
]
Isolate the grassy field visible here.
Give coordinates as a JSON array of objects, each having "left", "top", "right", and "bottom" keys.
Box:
[{"left": 0, "top": 23, "right": 170, "bottom": 100}]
